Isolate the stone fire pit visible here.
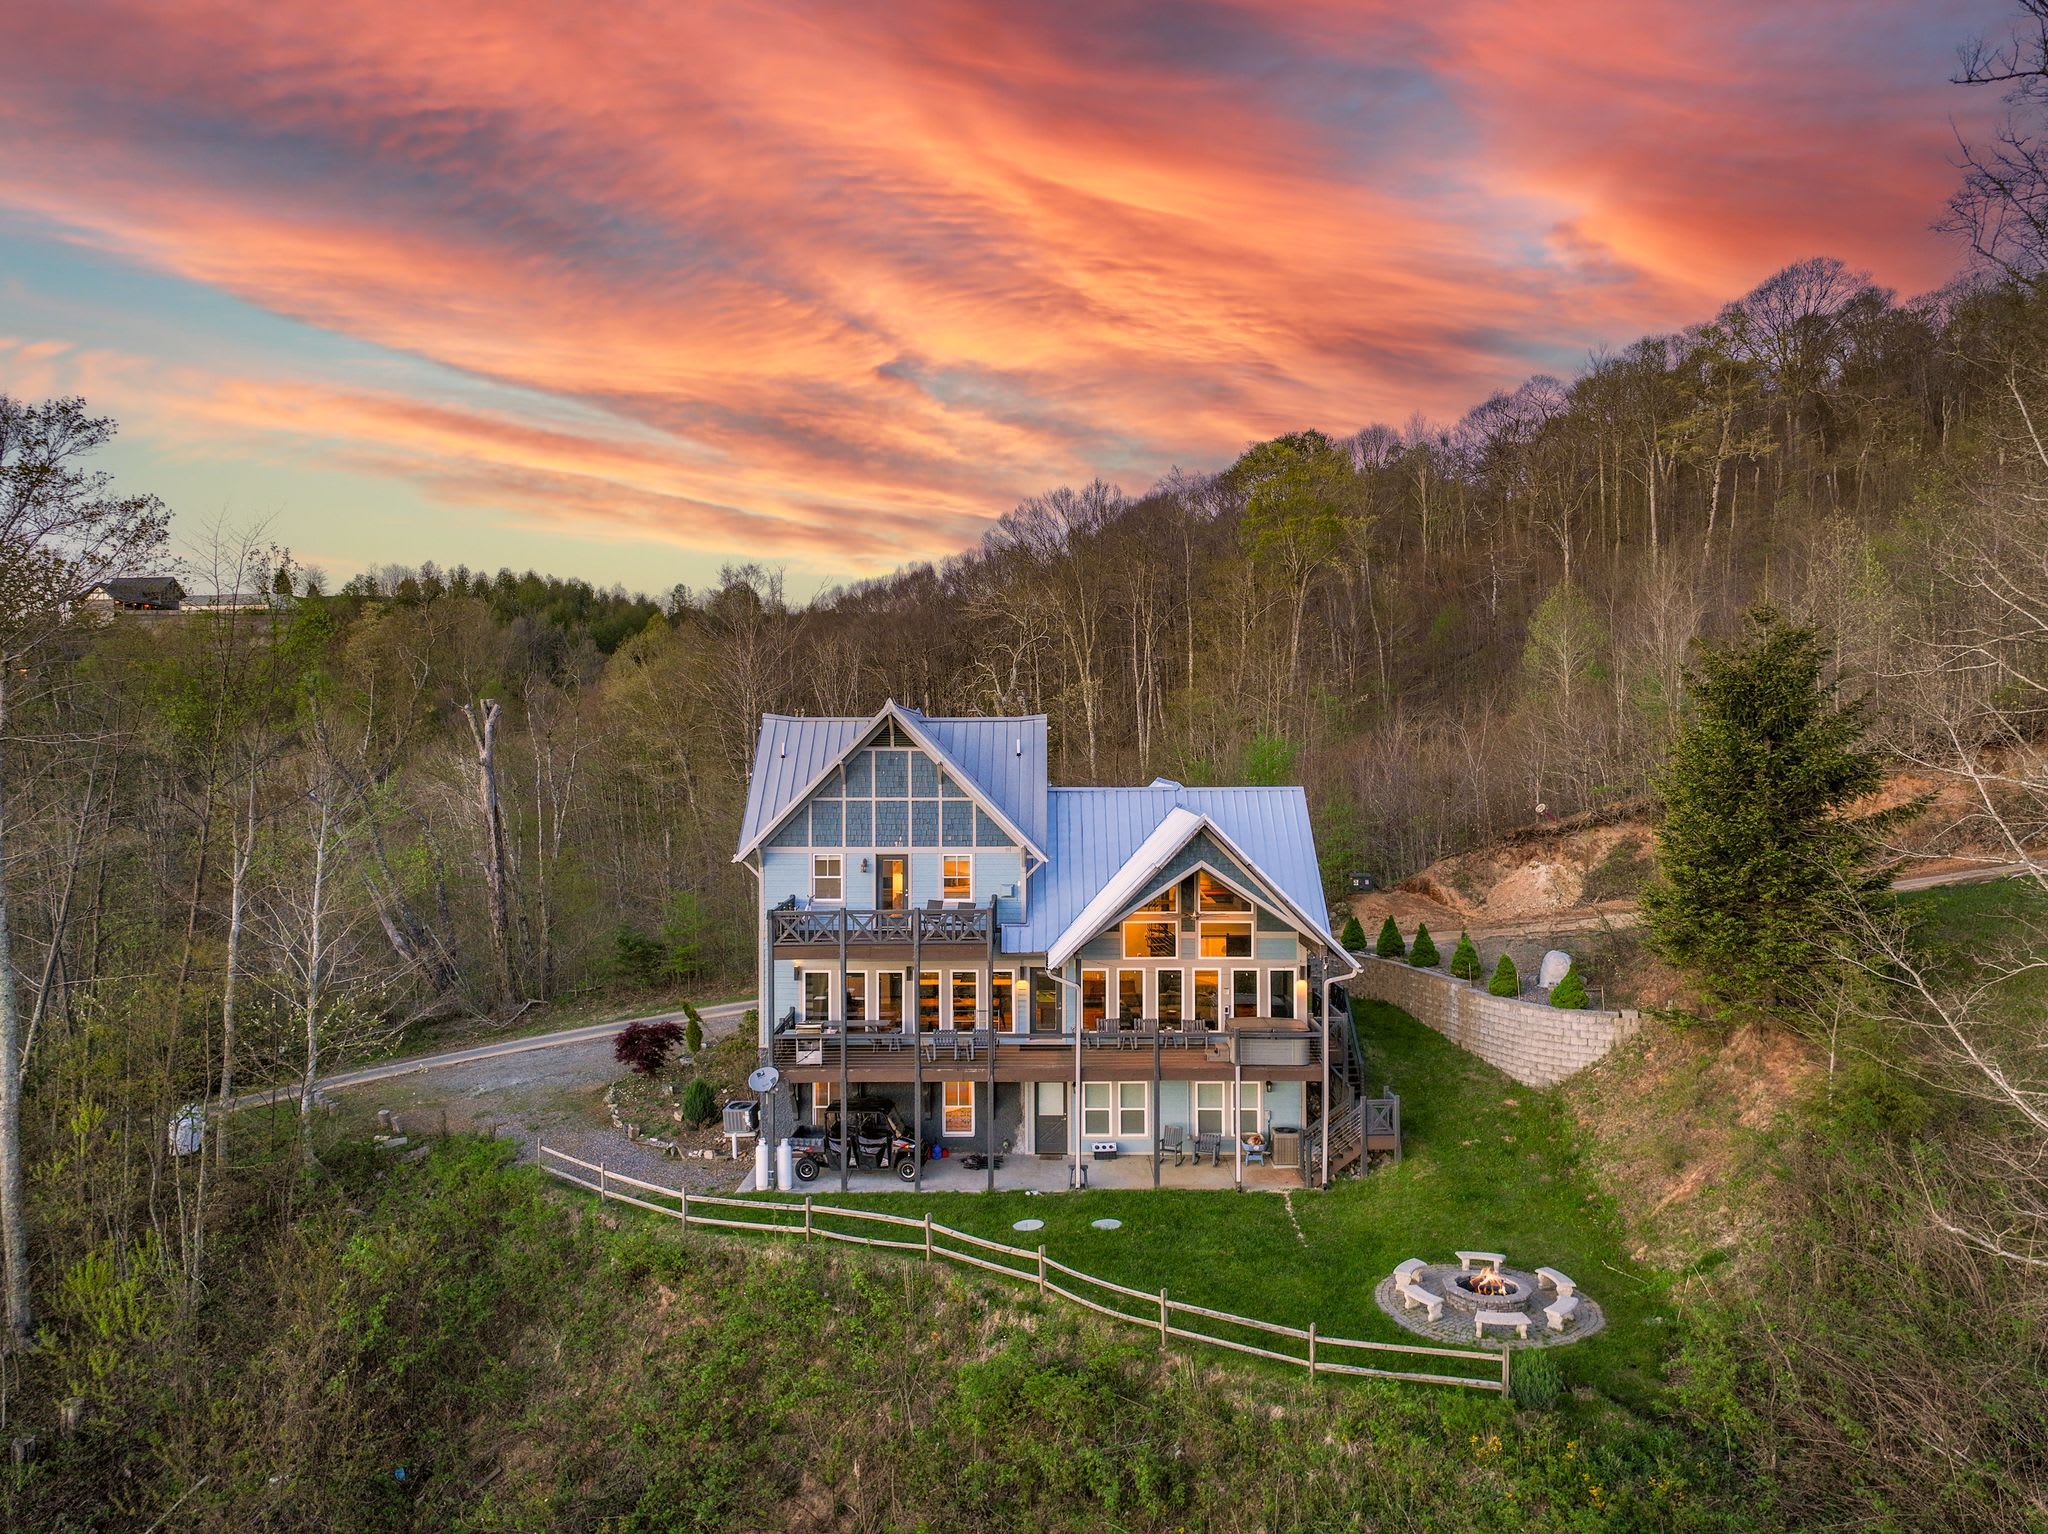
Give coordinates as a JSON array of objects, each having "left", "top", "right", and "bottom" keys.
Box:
[{"left": 1373, "top": 1256, "right": 1606, "bottom": 1348}]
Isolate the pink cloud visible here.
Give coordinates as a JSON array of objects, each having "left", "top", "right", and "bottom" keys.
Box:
[{"left": 0, "top": 0, "right": 2003, "bottom": 574}]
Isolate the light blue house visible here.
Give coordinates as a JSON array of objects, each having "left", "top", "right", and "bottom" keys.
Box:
[{"left": 734, "top": 701, "right": 1363, "bottom": 1188}]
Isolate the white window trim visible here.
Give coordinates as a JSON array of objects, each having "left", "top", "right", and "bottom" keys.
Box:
[
  {"left": 1229, "top": 967, "right": 1261, "bottom": 1020},
  {"left": 942, "top": 1080, "right": 975, "bottom": 1137},
  {"left": 942, "top": 855, "right": 973, "bottom": 902},
  {"left": 950, "top": 969, "right": 979, "bottom": 1031},
  {"left": 1121, "top": 917, "right": 1179, "bottom": 960},
  {"left": 1239, "top": 1080, "right": 1264, "bottom": 1139},
  {"left": 811, "top": 853, "right": 844, "bottom": 903},
  {"left": 1194, "top": 1081, "right": 1226, "bottom": 1138},
  {"left": 1198, "top": 918, "right": 1254, "bottom": 959},
  {"left": 1117, "top": 1080, "right": 1148, "bottom": 1138},
  {"left": 1081, "top": 1081, "right": 1114, "bottom": 1138},
  {"left": 844, "top": 970, "right": 868, "bottom": 1024},
  {"left": 1155, "top": 967, "right": 1185, "bottom": 1026}
]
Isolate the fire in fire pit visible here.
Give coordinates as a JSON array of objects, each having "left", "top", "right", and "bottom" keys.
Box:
[{"left": 1450, "top": 1264, "right": 1535, "bottom": 1306}]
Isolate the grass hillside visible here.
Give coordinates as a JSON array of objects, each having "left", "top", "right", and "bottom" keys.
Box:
[{"left": 9, "top": 1008, "right": 1769, "bottom": 1533}]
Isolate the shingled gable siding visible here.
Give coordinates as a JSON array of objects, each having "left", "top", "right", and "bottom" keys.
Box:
[{"left": 1346, "top": 955, "right": 1641, "bottom": 1088}]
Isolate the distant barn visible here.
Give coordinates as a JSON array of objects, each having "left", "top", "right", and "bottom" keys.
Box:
[{"left": 84, "top": 577, "right": 186, "bottom": 611}]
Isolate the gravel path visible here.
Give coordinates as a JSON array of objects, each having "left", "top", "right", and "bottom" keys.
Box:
[{"left": 324, "top": 1003, "right": 758, "bottom": 1194}]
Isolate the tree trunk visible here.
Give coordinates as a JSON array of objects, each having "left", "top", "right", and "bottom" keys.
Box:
[
  {"left": 0, "top": 667, "right": 31, "bottom": 1345},
  {"left": 215, "top": 777, "right": 256, "bottom": 1170},
  {"left": 299, "top": 795, "right": 332, "bottom": 1163},
  {"left": 462, "top": 699, "right": 517, "bottom": 1010}
]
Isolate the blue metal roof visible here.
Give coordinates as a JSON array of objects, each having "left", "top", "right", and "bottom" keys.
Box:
[
  {"left": 735, "top": 704, "right": 1048, "bottom": 857},
  {"left": 1005, "top": 784, "right": 1338, "bottom": 957}
]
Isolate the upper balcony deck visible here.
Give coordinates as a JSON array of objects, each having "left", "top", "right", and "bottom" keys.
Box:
[
  {"left": 767, "top": 1016, "right": 1323, "bottom": 1081},
  {"left": 771, "top": 900, "right": 995, "bottom": 955}
]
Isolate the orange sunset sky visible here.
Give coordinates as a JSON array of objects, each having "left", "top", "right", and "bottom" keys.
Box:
[{"left": 0, "top": 1, "right": 2012, "bottom": 595}]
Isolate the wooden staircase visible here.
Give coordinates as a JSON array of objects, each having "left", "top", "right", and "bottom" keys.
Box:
[{"left": 1300, "top": 991, "right": 1400, "bottom": 1184}]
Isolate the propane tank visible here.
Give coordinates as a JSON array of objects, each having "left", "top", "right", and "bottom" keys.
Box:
[
  {"left": 775, "top": 1136, "right": 794, "bottom": 1191},
  {"left": 754, "top": 1138, "right": 772, "bottom": 1191}
]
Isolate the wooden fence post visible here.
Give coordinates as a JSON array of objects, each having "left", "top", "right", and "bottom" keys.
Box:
[
  {"left": 924, "top": 1211, "right": 933, "bottom": 1262},
  {"left": 804, "top": 1195, "right": 813, "bottom": 1242},
  {"left": 1500, "top": 1347, "right": 1511, "bottom": 1397},
  {"left": 1037, "top": 1244, "right": 1047, "bottom": 1296},
  {"left": 1308, "top": 1322, "right": 1317, "bottom": 1379},
  {"left": 1158, "top": 1288, "right": 1169, "bottom": 1348},
  {"left": 679, "top": 1184, "right": 689, "bottom": 1228},
  {"left": 598, "top": 1162, "right": 608, "bottom": 1203}
]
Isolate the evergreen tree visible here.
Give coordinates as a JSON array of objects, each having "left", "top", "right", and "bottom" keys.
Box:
[
  {"left": 1409, "top": 924, "right": 1440, "bottom": 967},
  {"left": 1375, "top": 916, "right": 1405, "bottom": 959},
  {"left": 1549, "top": 962, "right": 1589, "bottom": 1009},
  {"left": 1488, "top": 952, "right": 1520, "bottom": 998},
  {"left": 1642, "top": 608, "right": 1911, "bottom": 1015},
  {"left": 1340, "top": 914, "right": 1366, "bottom": 951},
  {"left": 683, "top": 1002, "right": 704, "bottom": 1055},
  {"left": 1450, "top": 930, "right": 1482, "bottom": 981},
  {"left": 681, "top": 1078, "right": 717, "bottom": 1127}
]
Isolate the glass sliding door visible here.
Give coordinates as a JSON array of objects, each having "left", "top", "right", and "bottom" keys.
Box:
[
  {"left": 1116, "top": 969, "right": 1144, "bottom": 1026},
  {"left": 1193, "top": 969, "right": 1220, "bottom": 1029},
  {"left": 1231, "top": 968, "right": 1260, "bottom": 1021},
  {"left": 1156, "top": 969, "right": 1184, "bottom": 1030},
  {"left": 877, "top": 971, "right": 904, "bottom": 1028},
  {"left": 1081, "top": 969, "right": 1107, "bottom": 1031},
  {"left": 950, "top": 970, "right": 977, "bottom": 1031}
]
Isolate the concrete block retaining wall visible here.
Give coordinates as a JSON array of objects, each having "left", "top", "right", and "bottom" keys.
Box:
[{"left": 1346, "top": 955, "right": 1640, "bottom": 1089}]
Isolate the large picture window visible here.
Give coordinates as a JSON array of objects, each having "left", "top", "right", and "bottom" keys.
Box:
[
  {"left": 1199, "top": 921, "right": 1253, "bottom": 958},
  {"left": 1239, "top": 1081, "right": 1264, "bottom": 1139},
  {"left": 811, "top": 854, "right": 843, "bottom": 902},
  {"left": 943, "top": 1080, "right": 974, "bottom": 1136},
  {"left": 1122, "top": 919, "right": 1178, "bottom": 958},
  {"left": 991, "top": 971, "right": 1016, "bottom": 1031},
  {"left": 1231, "top": 968, "right": 1260, "bottom": 1019},
  {"left": 1193, "top": 970, "right": 1220, "bottom": 1028}
]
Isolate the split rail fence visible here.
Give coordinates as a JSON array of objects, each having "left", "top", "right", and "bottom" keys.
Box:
[{"left": 538, "top": 1145, "right": 1508, "bottom": 1394}]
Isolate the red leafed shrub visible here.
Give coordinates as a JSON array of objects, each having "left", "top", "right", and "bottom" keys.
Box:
[{"left": 614, "top": 1019, "right": 686, "bottom": 1076}]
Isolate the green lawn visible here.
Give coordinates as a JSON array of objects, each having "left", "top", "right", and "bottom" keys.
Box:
[
  {"left": 728, "top": 1002, "right": 1674, "bottom": 1409},
  {"left": 1899, "top": 876, "right": 2048, "bottom": 1020}
]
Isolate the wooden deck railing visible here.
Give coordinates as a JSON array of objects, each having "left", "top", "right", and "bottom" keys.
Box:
[
  {"left": 772, "top": 906, "right": 993, "bottom": 946},
  {"left": 769, "top": 1021, "right": 1322, "bottom": 1071},
  {"left": 537, "top": 1144, "right": 1508, "bottom": 1394}
]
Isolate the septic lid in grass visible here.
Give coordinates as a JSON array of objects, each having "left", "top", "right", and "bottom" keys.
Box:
[
  {"left": 1012, "top": 1218, "right": 1045, "bottom": 1232},
  {"left": 1090, "top": 1218, "right": 1122, "bottom": 1231}
]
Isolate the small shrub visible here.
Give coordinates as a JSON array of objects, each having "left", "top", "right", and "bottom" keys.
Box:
[
  {"left": 683, "top": 1002, "right": 704, "bottom": 1055},
  {"left": 1549, "top": 962, "right": 1589, "bottom": 1009},
  {"left": 615, "top": 1019, "right": 686, "bottom": 1076},
  {"left": 1340, "top": 914, "right": 1367, "bottom": 952},
  {"left": 1488, "top": 952, "right": 1520, "bottom": 998},
  {"left": 1510, "top": 1346, "right": 1562, "bottom": 1410},
  {"left": 1449, "top": 930, "right": 1482, "bottom": 981},
  {"left": 1375, "top": 917, "right": 1406, "bottom": 959},
  {"left": 681, "top": 1078, "right": 718, "bottom": 1128},
  {"left": 1409, "top": 924, "right": 1439, "bottom": 967}
]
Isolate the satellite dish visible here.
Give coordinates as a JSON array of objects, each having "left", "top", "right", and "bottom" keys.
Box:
[{"left": 746, "top": 1065, "right": 782, "bottom": 1093}]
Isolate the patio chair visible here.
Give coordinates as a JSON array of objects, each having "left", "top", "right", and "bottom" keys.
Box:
[{"left": 1157, "top": 1124, "right": 1188, "bottom": 1167}]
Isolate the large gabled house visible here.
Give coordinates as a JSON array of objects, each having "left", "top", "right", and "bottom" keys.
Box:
[{"left": 734, "top": 701, "right": 1366, "bottom": 1190}]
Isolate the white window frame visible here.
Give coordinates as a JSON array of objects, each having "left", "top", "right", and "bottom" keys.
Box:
[
  {"left": 1194, "top": 1081, "right": 1226, "bottom": 1138},
  {"left": 811, "top": 853, "right": 843, "bottom": 902},
  {"left": 1115, "top": 967, "right": 1145, "bottom": 1023},
  {"left": 1197, "top": 869, "right": 1252, "bottom": 914},
  {"left": 991, "top": 970, "right": 1018, "bottom": 1032},
  {"left": 942, "top": 1080, "right": 975, "bottom": 1137},
  {"left": 802, "top": 969, "right": 831, "bottom": 1022},
  {"left": 1081, "top": 1081, "right": 1113, "bottom": 1137},
  {"left": 1239, "top": 1080, "right": 1264, "bottom": 1139},
  {"left": 1117, "top": 1080, "right": 1148, "bottom": 1138},
  {"left": 942, "top": 855, "right": 972, "bottom": 901},
  {"left": 1199, "top": 919, "right": 1253, "bottom": 959},
  {"left": 1193, "top": 969, "right": 1221, "bottom": 1029},
  {"left": 1122, "top": 917, "right": 1179, "bottom": 959},
  {"left": 1230, "top": 967, "right": 1261, "bottom": 1019},
  {"left": 1156, "top": 968, "right": 1185, "bottom": 1027},
  {"left": 950, "top": 969, "right": 978, "bottom": 1031}
]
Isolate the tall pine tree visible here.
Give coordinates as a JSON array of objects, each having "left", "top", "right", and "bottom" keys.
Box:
[{"left": 1642, "top": 608, "right": 1911, "bottom": 1017}]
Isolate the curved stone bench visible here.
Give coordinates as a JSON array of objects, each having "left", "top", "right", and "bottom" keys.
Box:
[{"left": 1475, "top": 1309, "right": 1529, "bottom": 1340}]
